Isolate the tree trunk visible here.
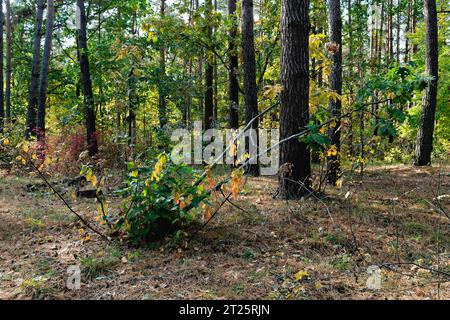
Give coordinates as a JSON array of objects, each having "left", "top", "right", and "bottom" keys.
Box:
[
  {"left": 159, "top": 0, "right": 167, "bottom": 129},
  {"left": 0, "top": 1, "right": 4, "bottom": 134},
  {"left": 36, "top": 0, "right": 55, "bottom": 142},
  {"left": 404, "top": 0, "right": 411, "bottom": 63},
  {"left": 278, "top": 0, "right": 311, "bottom": 198},
  {"left": 326, "top": 0, "right": 343, "bottom": 186},
  {"left": 396, "top": 0, "right": 400, "bottom": 64},
  {"left": 228, "top": 0, "right": 239, "bottom": 130},
  {"left": 128, "top": 12, "right": 138, "bottom": 145},
  {"left": 213, "top": 0, "right": 218, "bottom": 124},
  {"left": 242, "top": 0, "right": 259, "bottom": 176},
  {"left": 128, "top": 68, "right": 137, "bottom": 146},
  {"left": 378, "top": 2, "right": 385, "bottom": 65},
  {"left": 415, "top": 0, "right": 438, "bottom": 166},
  {"left": 5, "top": 0, "right": 11, "bottom": 124},
  {"left": 204, "top": 0, "right": 214, "bottom": 130},
  {"left": 347, "top": 0, "right": 354, "bottom": 157},
  {"left": 412, "top": 0, "right": 418, "bottom": 54},
  {"left": 77, "top": 0, "right": 98, "bottom": 156},
  {"left": 26, "top": 0, "right": 45, "bottom": 139}
]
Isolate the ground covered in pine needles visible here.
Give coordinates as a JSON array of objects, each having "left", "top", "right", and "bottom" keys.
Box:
[{"left": 0, "top": 164, "right": 449, "bottom": 300}]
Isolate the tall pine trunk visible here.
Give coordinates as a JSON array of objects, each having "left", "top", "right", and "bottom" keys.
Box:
[
  {"left": 159, "top": 0, "right": 167, "bottom": 129},
  {"left": 204, "top": 0, "right": 214, "bottom": 130},
  {"left": 5, "top": 0, "right": 11, "bottom": 124},
  {"left": 36, "top": 0, "right": 55, "bottom": 142},
  {"left": 278, "top": 0, "right": 311, "bottom": 198},
  {"left": 0, "top": 1, "right": 4, "bottom": 134},
  {"left": 77, "top": 0, "right": 98, "bottom": 156},
  {"left": 228, "top": 0, "right": 239, "bottom": 130},
  {"left": 326, "top": 0, "right": 343, "bottom": 186},
  {"left": 26, "top": 0, "right": 45, "bottom": 139},
  {"left": 242, "top": 0, "right": 259, "bottom": 176},
  {"left": 404, "top": 0, "right": 411, "bottom": 63},
  {"left": 415, "top": 0, "right": 438, "bottom": 166}
]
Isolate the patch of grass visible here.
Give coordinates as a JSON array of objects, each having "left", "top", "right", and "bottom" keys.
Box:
[
  {"left": 20, "top": 276, "right": 54, "bottom": 300},
  {"left": 21, "top": 207, "right": 44, "bottom": 219},
  {"left": 403, "top": 221, "right": 427, "bottom": 236},
  {"left": 231, "top": 283, "right": 245, "bottom": 295},
  {"left": 80, "top": 245, "right": 121, "bottom": 280},
  {"left": 429, "top": 229, "right": 449, "bottom": 246},
  {"left": 241, "top": 249, "right": 255, "bottom": 260},
  {"left": 330, "top": 254, "right": 351, "bottom": 271},
  {"left": 127, "top": 249, "right": 142, "bottom": 263},
  {"left": 36, "top": 257, "right": 59, "bottom": 278},
  {"left": 324, "top": 232, "right": 349, "bottom": 247},
  {"left": 21, "top": 207, "right": 70, "bottom": 224},
  {"left": 25, "top": 217, "right": 45, "bottom": 231},
  {"left": 47, "top": 211, "right": 72, "bottom": 223}
]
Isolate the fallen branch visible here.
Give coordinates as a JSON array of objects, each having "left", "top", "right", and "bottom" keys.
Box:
[{"left": 28, "top": 159, "right": 109, "bottom": 241}]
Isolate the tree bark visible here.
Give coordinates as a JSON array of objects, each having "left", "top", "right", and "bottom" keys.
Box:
[
  {"left": 412, "top": 0, "right": 418, "bottom": 54},
  {"left": 347, "top": 0, "right": 354, "bottom": 157},
  {"left": 26, "top": 0, "right": 45, "bottom": 139},
  {"left": 415, "top": 0, "right": 439, "bottom": 166},
  {"left": 213, "top": 0, "right": 218, "bottom": 124},
  {"left": 36, "top": 0, "right": 55, "bottom": 142},
  {"left": 5, "top": 0, "right": 11, "bottom": 124},
  {"left": 396, "top": 0, "right": 400, "bottom": 64},
  {"left": 242, "top": 0, "right": 259, "bottom": 176},
  {"left": 0, "top": 1, "right": 4, "bottom": 134},
  {"left": 326, "top": 0, "right": 343, "bottom": 186},
  {"left": 404, "top": 0, "right": 411, "bottom": 63},
  {"left": 387, "top": 0, "right": 394, "bottom": 64},
  {"left": 204, "top": 0, "right": 214, "bottom": 130},
  {"left": 159, "top": 0, "right": 167, "bottom": 129},
  {"left": 278, "top": 0, "right": 311, "bottom": 198},
  {"left": 77, "top": 0, "right": 98, "bottom": 156},
  {"left": 228, "top": 0, "right": 239, "bottom": 130}
]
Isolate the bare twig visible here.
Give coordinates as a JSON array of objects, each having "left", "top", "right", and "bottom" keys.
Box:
[{"left": 28, "top": 160, "right": 109, "bottom": 240}]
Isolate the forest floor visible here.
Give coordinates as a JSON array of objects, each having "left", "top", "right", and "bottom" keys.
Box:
[{"left": 0, "top": 164, "right": 449, "bottom": 300}]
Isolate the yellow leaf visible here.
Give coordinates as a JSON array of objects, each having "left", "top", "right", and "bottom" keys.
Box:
[
  {"left": 294, "top": 270, "right": 309, "bottom": 281},
  {"left": 229, "top": 143, "right": 237, "bottom": 157},
  {"left": 91, "top": 175, "right": 98, "bottom": 187},
  {"left": 2, "top": 138, "right": 9, "bottom": 146},
  {"left": 43, "top": 157, "right": 52, "bottom": 166},
  {"left": 86, "top": 169, "right": 93, "bottom": 181},
  {"left": 315, "top": 281, "right": 323, "bottom": 290},
  {"left": 326, "top": 145, "right": 338, "bottom": 157}
]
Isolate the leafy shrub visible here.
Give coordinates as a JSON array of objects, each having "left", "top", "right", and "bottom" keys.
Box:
[{"left": 116, "top": 154, "right": 211, "bottom": 244}]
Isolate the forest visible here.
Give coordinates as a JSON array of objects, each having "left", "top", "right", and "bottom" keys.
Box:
[{"left": 0, "top": 0, "right": 448, "bottom": 301}]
